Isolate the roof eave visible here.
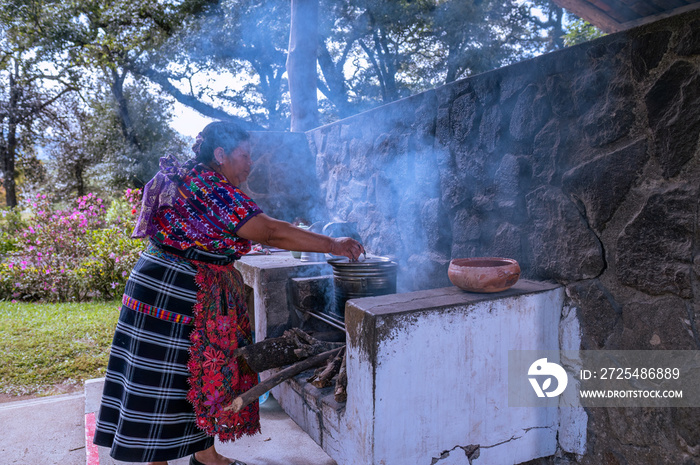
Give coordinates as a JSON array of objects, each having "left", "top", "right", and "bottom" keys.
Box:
[{"left": 551, "top": 0, "right": 700, "bottom": 33}]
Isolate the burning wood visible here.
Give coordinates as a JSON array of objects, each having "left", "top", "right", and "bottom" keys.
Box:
[
  {"left": 334, "top": 350, "right": 347, "bottom": 402},
  {"left": 224, "top": 328, "right": 349, "bottom": 414},
  {"left": 307, "top": 346, "right": 345, "bottom": 388},
  {"left": 233, "top": 327, "right": 343, "bottom": 373},
  {"left": 224, "top": 346, "right": 344, "bottom": 413}
]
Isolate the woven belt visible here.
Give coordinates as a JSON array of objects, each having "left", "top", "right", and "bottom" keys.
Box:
[{"left": 122, "top": 295, "right": 194, "bottom": 325}]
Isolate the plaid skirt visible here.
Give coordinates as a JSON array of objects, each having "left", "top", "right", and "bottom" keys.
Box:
[{"left": 93, "top": 243, "right": 258, "bottom": 462}]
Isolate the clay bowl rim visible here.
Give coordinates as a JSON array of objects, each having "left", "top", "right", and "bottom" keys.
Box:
[{"left": 449, "top": 257, "right": 520, "bottom": 270}]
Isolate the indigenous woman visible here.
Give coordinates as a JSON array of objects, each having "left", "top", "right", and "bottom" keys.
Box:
[{"left": 93, "top": 121, "right": 364, "bottom": 465}]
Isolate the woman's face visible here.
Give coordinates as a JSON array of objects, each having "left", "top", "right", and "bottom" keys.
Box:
[{"left": 214, "top": 141, "right": 253, "bottom": 186}]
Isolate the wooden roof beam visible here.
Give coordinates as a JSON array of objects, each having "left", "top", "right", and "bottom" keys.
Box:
[
  {"left": 551, "top": 0, "right": 623, "bottom": 32},
  {"left": 617, "top": 3, "right": 700, "bottom": 31},
  {"left": 552, "top": 0, "right": 700, "bottom": 34}
]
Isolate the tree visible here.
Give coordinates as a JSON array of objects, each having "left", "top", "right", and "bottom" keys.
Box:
[
  {"left": 150, "top": 0, "right": 292, "bottom": 130},
  {"left": 1, "top": 0, "right": 583, "bottom": 205},
  {"left": 433, "top": 0, "right": 541, "bottom": 83},
  {"left": 528, "top": 0, "right": 567, "bottom": 52},
  {"left": 288, "top": 0, "right": 319, "bottom": 132},
  {"left": 26, "top": 0, "right": 204, "bottom": 191},
  {"left": 35, "top": 0, "right": 213, "bottom": 151},
  {"left": 44, "top": 80, "right": 189, "bottom": 197},
  {"left": 42, "top": 94, "right": 100, "bottom": 198},
  {"left": 33, "top": 0, "right": 290, "bottom": 132},
  {"left": 0, "top": 53, "right": 27, "bottom": 207},
  {"left": 1, "top": 0, "right": 289, "bottom": 201},
  {"left": 317, "top": 0, "right": 438, "bottom": 118},
  {"left": 563, "top": 18, "right": 605, "bottom": 46},
  {"left": 29, "top": 0, "right": 576, "bottom": 138},
  {"left": 72, "top": 81, "right": 189, "bottom": 191},
  {"left": 315, "top": 0, "right": 569, "bottom": 122},
  {"left": 0, "top": 2, "right": 79, "bottom": 206}
]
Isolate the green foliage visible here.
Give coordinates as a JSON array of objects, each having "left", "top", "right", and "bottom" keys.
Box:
[
  {"left": 84, "top": 227, "right": 142, "bottom": 300},
  {"left": 0, "top": 300, "right": 120, "bottom": 396},
  {"left": 0, "top": 208, "right": 27, "bottom": 254},
  {"left": 43, "top": 83, "right": 189, "bottom": 197},
  {"left": 0, "top": 191, "right": 144, "bottom": 302},
  {"left": 105, "top": 191, "right": 139, "bottom": 225},
  {"left": 88, "top": 82, "right": 190, "bottom": 188},
  {"left": 563, "top": 18, "right": 605, "bottom": 47},
  {"left": 315, "top": 0, "right": 565, "bottom": 121}
]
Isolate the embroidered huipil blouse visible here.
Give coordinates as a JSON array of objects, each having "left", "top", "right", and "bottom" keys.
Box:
[{"left": 149, "top": 163, "right": 262, "bottom": 257}]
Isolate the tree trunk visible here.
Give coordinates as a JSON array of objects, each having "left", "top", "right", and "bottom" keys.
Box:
[
  {"left": 317, "top": 40, "right": 354, "bottom": 118},
  {"left": 109, "top": 68, "right": 142, "bottom": 152},
  {"left": 3, "top": 64, "right": 20, "bottom": 208},
  {"left": 445, "top": 46, "right": 459, "bottom": 84},
  {"left": 75, "top": 163, "right": 85, "bottom": 197},
  {"left": 373, "top": 27, "right": 398, "bottom": 102},
  {"left": 287, "top": 0, "right": 319, "bottom": 132},
  {"left": 3, "top": 139, "right": 17, "bottom": 208}
]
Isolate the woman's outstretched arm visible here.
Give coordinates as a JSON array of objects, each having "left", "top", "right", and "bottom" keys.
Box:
[{"left": 237, "top": 213, "right": 364, "bottom": 260}]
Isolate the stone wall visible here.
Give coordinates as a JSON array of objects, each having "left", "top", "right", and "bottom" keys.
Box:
[{"left": 305, "top": 9, "right": 700, "bottom": 465}]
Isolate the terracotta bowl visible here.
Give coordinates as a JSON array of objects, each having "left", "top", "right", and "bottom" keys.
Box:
[{"left": 448, "top": 257, "right": 521, "bottom": 293}]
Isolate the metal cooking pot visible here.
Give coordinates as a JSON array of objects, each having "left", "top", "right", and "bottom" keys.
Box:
[{"left": 327, "top": 256, "right": 397, "bottom": 319}]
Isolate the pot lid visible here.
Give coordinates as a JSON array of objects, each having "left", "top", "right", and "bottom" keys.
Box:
[{"left": 327, "top": 256, "right": 396, "bottom": 267}]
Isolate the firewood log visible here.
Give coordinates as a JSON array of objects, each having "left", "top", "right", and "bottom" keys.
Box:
[
  {"left": 334, "top": 350, "right": 347, "bottom": 402},
  {"left": 307, "top": 347, "right": 345, "bottom": 388},
  {"left": 233, "top": 327, "right": 343, "bottom": 373},
  {"left": 224, "top": 346, "right": 344, "bottom": 413}
]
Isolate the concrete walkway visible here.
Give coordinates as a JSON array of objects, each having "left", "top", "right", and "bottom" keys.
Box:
[
  {"left": 0, "top": 379, "right": 336, "bottom": 465},
  {"left": 0, "top": 392, "right": 86, "bottom": 465}
]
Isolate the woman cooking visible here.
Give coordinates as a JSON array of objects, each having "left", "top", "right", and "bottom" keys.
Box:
[{"left": 93, "top": 121, "right": 364, "bottom": 465}]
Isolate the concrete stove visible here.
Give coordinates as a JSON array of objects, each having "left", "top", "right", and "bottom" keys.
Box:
[
  {"left": 235, "top": 251, "right": 332, "bottom": 340},
  {"left": 236, "top": 252, "right": 570, "bottom": 465}
]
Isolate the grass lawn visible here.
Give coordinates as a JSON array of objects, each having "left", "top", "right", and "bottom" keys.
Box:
[{"left": 0, "top": 300, "right": 120, "bottom": 397}]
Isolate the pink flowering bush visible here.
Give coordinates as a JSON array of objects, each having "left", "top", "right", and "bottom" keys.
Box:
[{"left": 0, "top": 191, "right": 144, "bottom": 302}]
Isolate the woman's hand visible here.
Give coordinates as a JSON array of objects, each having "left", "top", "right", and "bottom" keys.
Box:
[{"left": 330, "top": 237, "right": 365, "bottom": 261}]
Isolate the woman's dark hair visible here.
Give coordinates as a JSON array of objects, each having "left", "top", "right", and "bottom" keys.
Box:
[{"left": 192, "top": 121, "right": 250, "bottom": 163}]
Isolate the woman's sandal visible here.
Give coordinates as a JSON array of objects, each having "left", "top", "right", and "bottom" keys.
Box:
[{"left": 189, "top": 453, "right": 247, "bottom": 465}]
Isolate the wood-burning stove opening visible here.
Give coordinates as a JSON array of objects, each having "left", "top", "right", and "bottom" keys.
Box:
[{"left": 289, "top": 275, "right": 347, "bottom": 340}]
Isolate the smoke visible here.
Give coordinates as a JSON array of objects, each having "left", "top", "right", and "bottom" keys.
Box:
[
  {"left": 165, "top": 1, "right": 549, "bottom": 294},
  {"left": 307, "top": 93, "right": 455, "bottom": 293}
]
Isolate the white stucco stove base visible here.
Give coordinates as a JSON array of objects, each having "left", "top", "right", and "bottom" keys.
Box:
[{"left": 269, "top": 279, "right": 570, "bottom": 465}]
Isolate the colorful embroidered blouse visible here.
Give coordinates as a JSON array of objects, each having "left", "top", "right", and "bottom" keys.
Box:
[{"left": 149, "top": 163, "right": 262, "bottom": 258}]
